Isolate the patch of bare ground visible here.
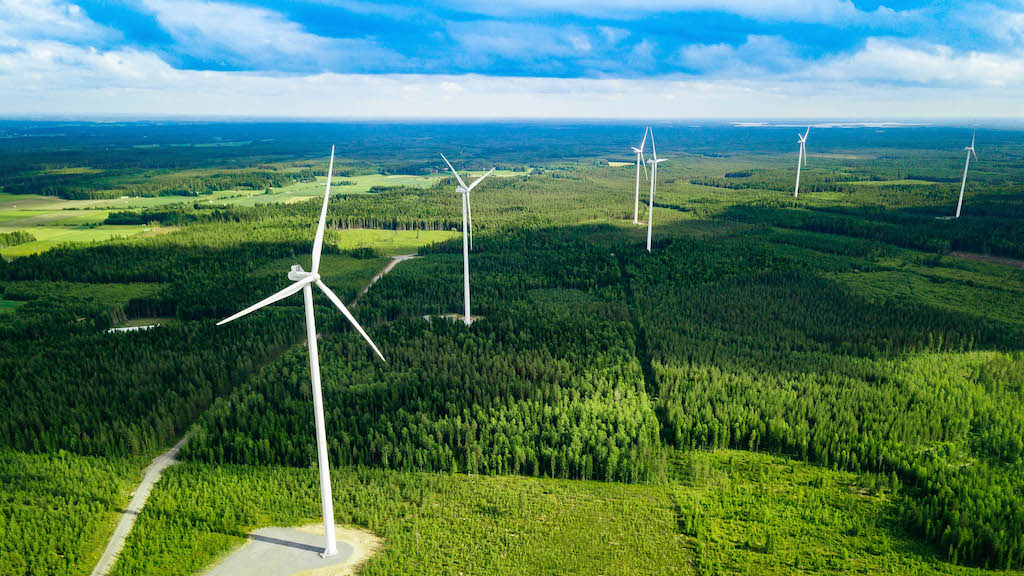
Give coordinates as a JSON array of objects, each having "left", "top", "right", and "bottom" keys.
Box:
[
  {"left": 949, "top": 251, "right": 1024, "bottom": 269},
  {"left": 294, "top": 524, "right": 384, "bottom": 576}
]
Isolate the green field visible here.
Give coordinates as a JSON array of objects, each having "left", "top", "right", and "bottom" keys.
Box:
[
  {"left": 106, "top": 450, "right": 1006, "bottom": 576},
  {"left": 112, "top": 317, "right": 174, "bottom": 329},
  {"left": 216, "top": 171, "right": 522, "bottom": 206},
  {"left": 0, "top": 171, "right": 505, "bottom": 257},
  {"left": 0, "top": 296, "right": 25, "bottom": 314},
  {"left": 850, "top": 179, "right": 942, "bottom": 186},
  {"left": 325, "top": 228, "right": 457, "bottom": 255},
  {"left": 0, "top": 225, "right": 164, "bottom": 258}
]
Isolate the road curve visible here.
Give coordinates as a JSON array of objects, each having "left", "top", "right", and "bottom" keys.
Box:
[
  {"left": 350, "top": 254, "right": 417, "bottom": 307},
  {"left": 90, "top": 432, "right": 192, "bottom": 576}
]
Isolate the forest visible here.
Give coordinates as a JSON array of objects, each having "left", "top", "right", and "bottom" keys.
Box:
[{"left": 1, "top": 120, "right": 1022, "bottom": 575}]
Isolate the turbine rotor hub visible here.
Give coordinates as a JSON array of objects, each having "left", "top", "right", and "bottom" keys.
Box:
[{"left": 287, "top": 265, "right": 319, "bottom": 282}]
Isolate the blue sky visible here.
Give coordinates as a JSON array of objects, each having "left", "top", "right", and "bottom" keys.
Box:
[{"left": 0, "top": 0, "right": 1022, "bottom": 118}]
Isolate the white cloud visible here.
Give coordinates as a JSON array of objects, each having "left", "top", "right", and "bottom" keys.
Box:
[
  {"left": 141, "top": 0, "right": 404, "bottom": 70},
  {"left": 438, "top": 0, "right": 899, "bottom": 24},
  {"left": 0, "top": 0, "right": 108, "bottom": 46},
  {"left": 675, "top": 35, "right": 1024, "bottom": 89},
  {"left": 598, "top": 26, "right": 630, "bottom": 45},
  {"left": 0, "top": 40, "right": 176, "bottom": 87},
  {"left": 0, "top": 3, "right": 1021, "bottom": 119},
  {"left": 678, "top": 35, "right": 800, "bottom": 74},
  {"left": 809, "top": 38, "right": 1024, "bottom": 87},
  {"left": 2, "top": 39, "right": 1024, "bottom": 119},
  {"left": 628, "top": 39, "right": 656, "bottom": 71},
  {"left": 978, "top": 5, "right": 1024, "bottom": 47},
  {"left": 446, "top": 21, "right": 594, "bottom": 61}
]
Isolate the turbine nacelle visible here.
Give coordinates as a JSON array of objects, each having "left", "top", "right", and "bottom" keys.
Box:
[
  {"left": 218, "top": 145, "right": 386, "bottom": 364},
  {"left": 287, "top": 265, "right": 319, "bottom": 282},
  {"left": 440, "top": 152, "right": 496, "bottom": 324}
]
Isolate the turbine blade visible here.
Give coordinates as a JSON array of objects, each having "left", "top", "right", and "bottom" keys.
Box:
[
  {"left": 311, "top": 146, "right": 335, "bottom": 274},
  {"left": 315, "top": 280, "right": 386, "bottom": 362},
  {"left": 440, "top": 153, "right": 468, "bottom": 189},
  {"left": 217, "top": 278, "right": 310, "bottom": 326},
  {"left": 466, "top": 167, "right": 495, "bottom": 192},
  {"left": 640, "top": 126, "right": 648, "bottom": 151},
  {"left": 650, "top": 129, "right": 657, "bottom": 161},
  {"left": 641, "top": 151, "right": 648, "bottom": 179}
]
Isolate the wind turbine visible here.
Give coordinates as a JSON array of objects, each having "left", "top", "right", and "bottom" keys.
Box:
[
  {"left": 441, "top": 153, "right": 495, "bottom": 325},
  {"left": 646, "top": 130, "right": 667, "bottom": 253},
  {"left": 632, "top": 127, "right": 649, "bottom": 224},
  {"left": 954, "top": 131, "right": 977, "bottom": 219},
  {"left": 217, "top": 146, "right": 385, "bottom": 558},
  {"left": 794, "top": 127, "right": 809, "bottom": 198}
]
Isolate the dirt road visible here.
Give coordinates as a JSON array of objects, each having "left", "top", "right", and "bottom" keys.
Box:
[{"left": 90, "top": 432, "right": 192, "bottom": 576}]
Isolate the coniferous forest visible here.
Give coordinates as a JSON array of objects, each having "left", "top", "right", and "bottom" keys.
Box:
[{"left": 1, "top": 121, "right": 1023, "bottom": 575}]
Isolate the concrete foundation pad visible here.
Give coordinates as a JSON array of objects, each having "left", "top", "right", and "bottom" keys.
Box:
[{"left": 202, "top": 525, "right": 382, "bottom": 576}]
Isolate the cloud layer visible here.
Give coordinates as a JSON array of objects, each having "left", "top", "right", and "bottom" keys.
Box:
[{"left": 0, "top": 0, "right": 1022, "bottom": 117}]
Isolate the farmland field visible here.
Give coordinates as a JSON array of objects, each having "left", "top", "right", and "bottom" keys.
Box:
[{"left": 1, "top": 120, "right": 1022, "bottom": 576}]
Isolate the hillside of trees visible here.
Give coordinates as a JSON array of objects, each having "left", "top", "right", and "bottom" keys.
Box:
[
  {"left": 183, "top": 230, "right": 665, "bottom": 483},
  {"left": 624, "top": 234, "right": 1024, "bottom": 568},
  {"left": 1, "top": 122, "right": 1023, "bottom": 573}
]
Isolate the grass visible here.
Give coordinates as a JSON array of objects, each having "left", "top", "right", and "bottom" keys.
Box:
[
  {"left": 113, "top": 317, "right": 174, "bottom": 328},
  {"left": 109, "top": 449, "right": 1012, "bottom": 576},
  {"left": 0, "top": 296, "right": 25, "bottom": 314},
  {"left": 216, "top": 171, "right": 521, "bottom": 206},
  {"left": 836, "top": 267, "right": 1024, "bottom": 325},
  {"left": 326, "top": 228, "right": 457, "bottom": 256},
  {"left": 0, "top": 171, "right": 498, "bottom": 256},
  {"left": 0, "top": 281, "right": 168, "bottom": 309},
  {"left": 0, "top": 225, "right": 167, "bottom": 257},
  {"left": 850, "top": 179, "right": 940, "bottom": 186}
]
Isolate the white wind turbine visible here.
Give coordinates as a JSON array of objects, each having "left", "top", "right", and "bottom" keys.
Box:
[
  {"left": 441, "top": 153, "right": 495, "bottom": 326},
  {"left": 217, "top": 146, "right": 385, "bottom": 558},
  {"left": 646, "top": 130, "right": 667, "bottom": 253},
  {"left": 954, "top": 131, "right": 977, "bottom": 219},
  {"left": 632, "top": 127, "right": 649, "bottom": 224},
  {"left": 794, "top": 127, "right": 810, "bottom": 198}
]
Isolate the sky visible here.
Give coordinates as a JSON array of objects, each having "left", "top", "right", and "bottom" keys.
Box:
[{"left": 0, "top": 0, "right": 1022, "bottom": 119}]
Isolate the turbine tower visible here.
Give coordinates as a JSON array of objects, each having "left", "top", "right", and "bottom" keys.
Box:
[
  {"left": 646, "top": 130, "right": 667, "bottom": 253},
  {"left": 954, "top": 131, "right": 977, "bottom": 219},
  {"left": 441, "top": 153, "right": 495, "bottom": 325},
  {"left": 632, "top": 127, "right": 649, "bottom": 224},
  {"left": 794, "top": 127, "right": 809, "bottom": 198},
  {"left": 217, "top": 146, "right": 386, "bottom": 557}
]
